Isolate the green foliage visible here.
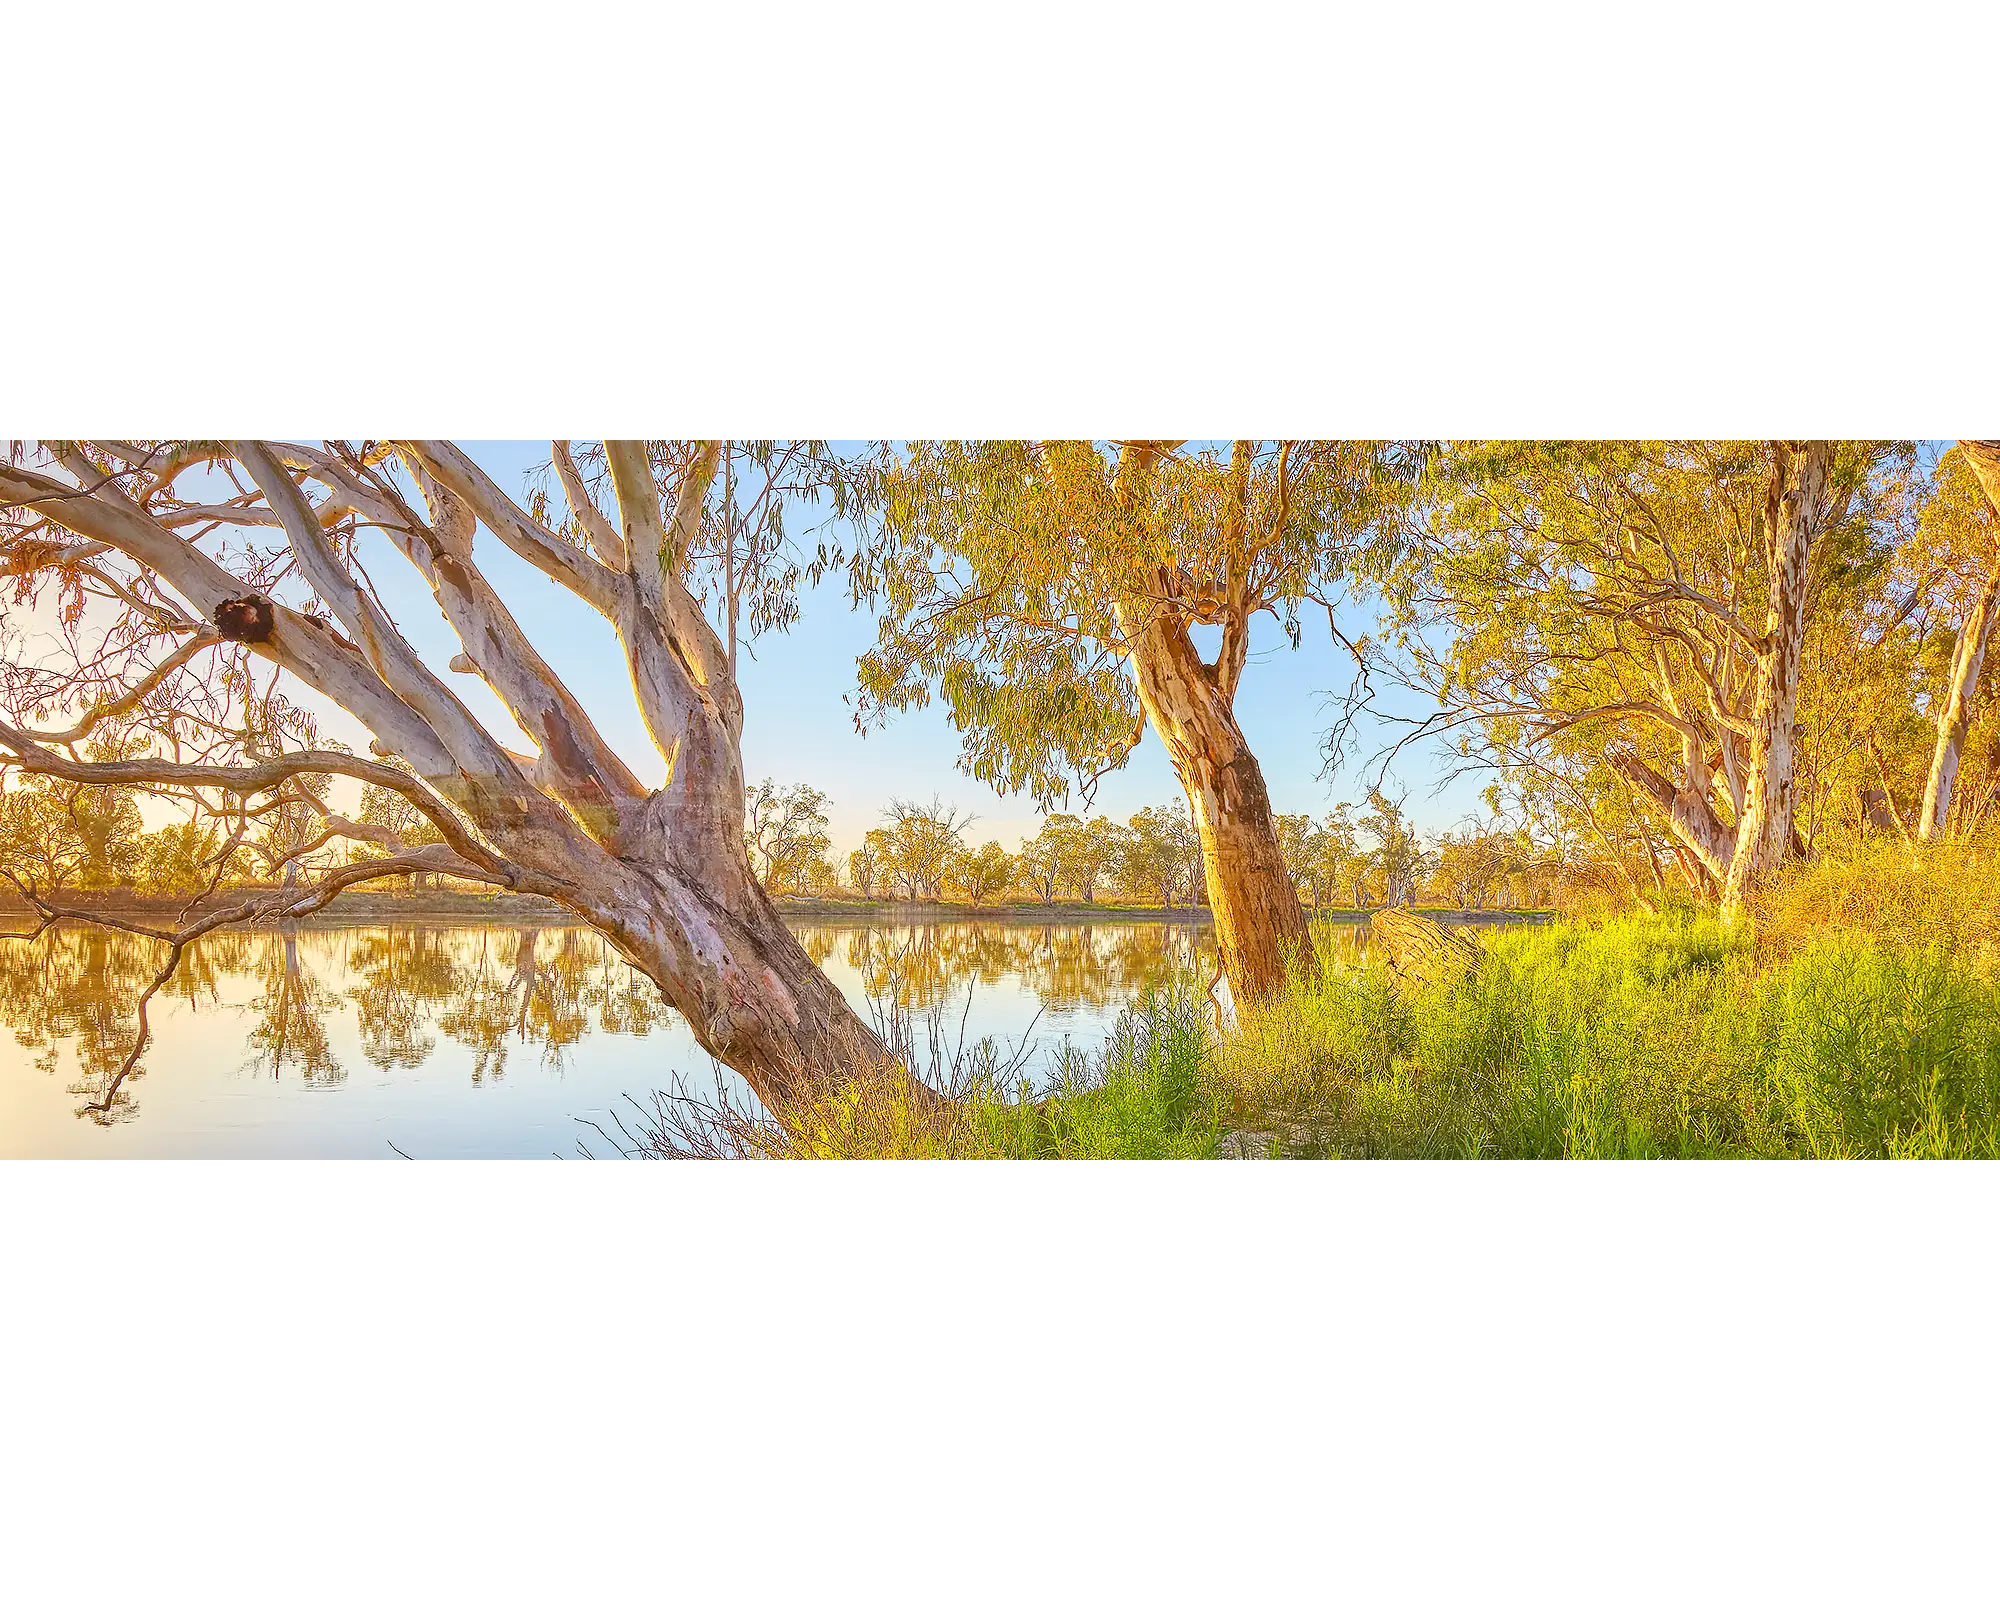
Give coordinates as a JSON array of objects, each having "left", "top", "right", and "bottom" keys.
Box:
[
  {"left": 1757, "top": 940, "right": 2000, "bottom": 1158},
  {"left": 873, "top": 797, "right": 974, "bottom": 900},
  {"left": 983, "top": 992, "right": 1219, "bottom": 1159},
  {"left": 0, "top": 783, "right": 88, "bottom": 894},
  {"left": 0, "top": 774, "right": 143, "bottom": 894},
  {"left": 1115, "top": 803, "right": 1199, "bottom": 907},
  {"left": 1021, "top": 812, "right": 1127, "bottom": 903},
  {"left": 137, "top": 820, "right": 220, "bottom": 897},
  {"left": 1276, "top": 806, "right": 1368, "bottom": 907},
  {"left": 66, "top": 785, "right": 144, "bottom": 889},
  {"left": 1355, "top": 787, "right": 1425, "bottom": 906},
  {"left": 942, "top": 839, "right": 1017, "bottom": 906},
  {"left": 848, "top": 440, "right": 1415, "bottom": 806},
  {"left": 1387, "top": 441, "right": 1926, "bottom": 889},
  {"left": 1429, "top": 821, "right": 1515, "bottom": 909},
  {"left": 745, "top": 779, "right": 833, "bottom": 894},
  {"left": 1218, "top": 864, "right": 2000, "bottom": 1158},
  {"left": 847, "top": 836, "right": 882, "bottom": 899}
]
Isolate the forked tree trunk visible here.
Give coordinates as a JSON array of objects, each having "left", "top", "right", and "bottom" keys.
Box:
[
  {"left": 1721, "top": 441, "right": 1835, "bottom": 920},
  {"left": 1122, "top": 612, "right": 1311, "bottom": 1006}
]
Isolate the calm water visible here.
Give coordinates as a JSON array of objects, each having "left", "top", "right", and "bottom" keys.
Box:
[{"left": 0, "top": 915, "right": 1311, "bottom": 1158}]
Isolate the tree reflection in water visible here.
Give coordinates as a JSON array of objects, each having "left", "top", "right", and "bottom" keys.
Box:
[
  {"left": 243, "top": 931, "right": 340, "bottom": 1086},
  {"left": 833, "top": 918, "right": 1223, "bottom": 1016},
  {"left": 0, "top": 915, "right": 1367, "bottom": 1126},
  {"left": 0, "top": 926, "right": 232, "bottom": 1123}
]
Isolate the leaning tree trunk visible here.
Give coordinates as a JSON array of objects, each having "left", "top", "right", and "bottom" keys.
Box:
[
  {"left": 1721, "top": 441, "right": 1834, "bottom": 921},
  {"left": 609, "top": 861, "right": 903, "bottom": 1110},
  {"left": 434, "top": 441, "right": 907, "bottom": 1112},
  {"left": 1123, "top": 613, "right": 1311, "bottom": 1006},
  {"left": 0, "top": 445, "right": 910, "bottom": 1124}
]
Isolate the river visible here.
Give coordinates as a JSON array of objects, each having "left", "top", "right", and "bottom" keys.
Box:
[{"left": 0, "top": 915, "right": 1371, "bottom": 1158}]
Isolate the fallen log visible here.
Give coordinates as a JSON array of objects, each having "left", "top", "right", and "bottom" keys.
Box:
[{"left": 1369, "top": 907, "right": 1484, "bottom": 988}]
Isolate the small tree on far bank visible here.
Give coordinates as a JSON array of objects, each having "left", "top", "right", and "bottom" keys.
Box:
[
  {"left": 1016, "top": 831, "right": 1063, "bottom": 904},
  {"left": 137, "top": 821, "right": 221, "bottom": 898},
  {"left": 0, "top": 780, "right": 89, "bottom": 897},
  {"left": 945, "top": 841, "right": 1016, "bottom": 906},
  {"left": 877, "top": 797, "right": 974, "bottom": 902},
  {"left": 847, "top": 836, "right": 881, "bottom": 900},
  {"left": 1276, "top": 814, "right": 1316, "bottom": 905},
  {"left": 1025, "top": 812, "right": 1126, "bottom": 904},
  {"left": 1359, "top": 789, "right": 1425, "bottom": 908},
  {"left": 1431, "top": 823, "right": 1513, "bottom": 910},
  {"left": 1118, "top": 804, "right": 1199, "bottom": 909},
  {"left": 745, "top": 780, "right": 833, "bottom": 895}
]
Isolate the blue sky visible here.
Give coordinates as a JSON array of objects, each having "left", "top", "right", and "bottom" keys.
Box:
[{"left": 340, "top": 441, "right": 1485, "bottom": 857}]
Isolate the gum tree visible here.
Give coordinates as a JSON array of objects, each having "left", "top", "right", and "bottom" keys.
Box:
[
  {"left": 1025, "top": 813, "right": 1126, "bottom": 905},
  {"left": 1914, "top": 441, "right": 2000, "bottom": 839},
  {"left": 1118, "top": 804, "right": 1200, "bottom": 909},
  {"left": 1015, "top": 830, "right": 1064, "bottom": 905},
  {"left": 850, "top": 440, "right": 1414, "bottom": 1003},
  {"left": 744, "top": 780, "right": 833, "bottom": 894},
  {"left": 1378, "top": 440, "right": 1903, "bottom": 920},
  {"left": 0, "top": 440, "right": 901, "bottom": 1110},
  {"left": 944, "top": 841, "right": 1016, "bottom": 906},
  {"left": 874, "top": 797, "right": 973, "bottom": 902}
]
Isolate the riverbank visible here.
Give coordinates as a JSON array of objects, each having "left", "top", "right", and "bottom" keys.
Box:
[
  {"left": 0, "top": 887, "right": 1556, "bottom": 929},
  {"left": 773, "top": 897, "right": 1549, "bottom": 925}
]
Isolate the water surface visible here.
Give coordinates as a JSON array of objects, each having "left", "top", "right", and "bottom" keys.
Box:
[{"left": 0, "top": 916, "right": 1285, "bottom": 1158}]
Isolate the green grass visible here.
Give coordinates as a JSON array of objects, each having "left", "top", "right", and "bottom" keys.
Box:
[
  {"left": 975, "top": 992, "right": 1220, "bottom": 1159},
  {"left": 1213, "top": 901, "right": 2000, "bottom": 1159}
]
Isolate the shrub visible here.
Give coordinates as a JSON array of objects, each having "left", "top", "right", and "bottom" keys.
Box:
[{"left": 1754, "top": 841, "right": 2000, "bottom": 971}]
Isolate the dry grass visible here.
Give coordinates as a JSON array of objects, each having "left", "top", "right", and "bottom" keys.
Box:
[{"left": 1752, "top": 839, "right": 2000, "bottom": 971}]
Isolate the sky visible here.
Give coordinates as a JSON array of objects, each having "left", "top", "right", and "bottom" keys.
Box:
[{"left": 15, "top": 440, "right": 1492, "bottom": 856}]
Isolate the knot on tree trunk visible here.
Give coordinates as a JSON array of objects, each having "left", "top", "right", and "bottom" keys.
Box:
[
  {"left": 212, "top": 593, "right": 276, "bottom": 643},
  {"left": 1370, "top": 908, "right": 1483, "bottom": 989}
]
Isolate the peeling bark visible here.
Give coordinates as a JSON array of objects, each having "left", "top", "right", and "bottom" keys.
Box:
[
  {"left": 1120, "top": 606, "right": 1309, "bottom": 1005},
  {"left": 1720, "top": 441, "right": 1834, "bottom": 919}
]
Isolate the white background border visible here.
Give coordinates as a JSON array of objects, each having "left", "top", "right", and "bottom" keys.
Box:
[{"left": 5, "top": 2, "right": 1999, "bottom": 1594}]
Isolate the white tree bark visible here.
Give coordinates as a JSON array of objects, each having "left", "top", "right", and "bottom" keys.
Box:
[
  {"left": 1720, "top": 441, "right": 1835, "bottom": 919},
  {"left": 0, "top": 444, "right": 906, "bottom": 1113},
  {"left": 1920, "top": 441, "right": 2000, "bottom": 841}
]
